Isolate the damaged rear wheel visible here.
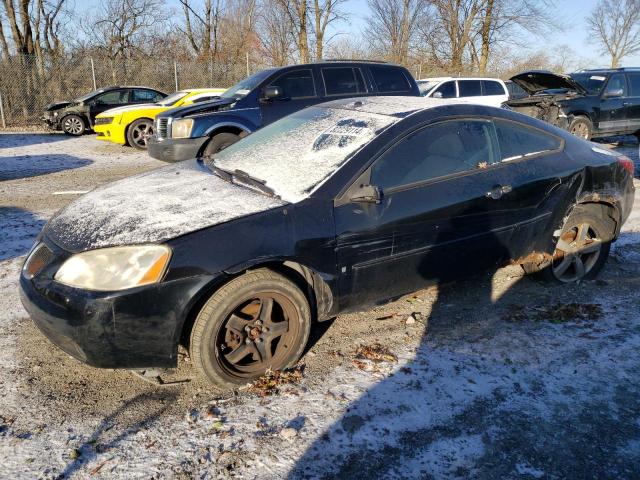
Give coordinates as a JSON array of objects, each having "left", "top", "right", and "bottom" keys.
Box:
[{"left": 568, "top": 116, "right": 592, "bottom": 141}]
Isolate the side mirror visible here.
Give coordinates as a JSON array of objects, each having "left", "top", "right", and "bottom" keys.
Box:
[
  {"left": 432, "top": 91, "right": 443, "bottom": 99},
  {"left": 604, "top": 88, "right": 623, "bottom": 98},
  {"left": 350, "top": 184, "right": 382, "bottom": 204},
  {"left": 263, "top": 86, "right": 282, "bottom": 100}
]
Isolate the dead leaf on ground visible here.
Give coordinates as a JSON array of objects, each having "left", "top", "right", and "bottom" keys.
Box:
[
  {"left": 354, "top": 343, "right": 398, "bottom": 364},
  {"left": 247, "top": 365, "right": 304, "bottom": 397}
]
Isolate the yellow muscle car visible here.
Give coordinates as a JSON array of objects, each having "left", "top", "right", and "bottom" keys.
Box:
[{"left": 94, "top": 88, "right": 226, "bottom": 149}]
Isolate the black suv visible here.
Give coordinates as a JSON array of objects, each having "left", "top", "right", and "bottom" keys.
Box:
[
  {"left": 504, "top": 68, "right": 640, "bottom": 140},
  {"left": 43, "top": 86, "right": 166, "bottom": 136},
  {"left": 148, "top": 61, "right": 420, "bottom": 162}
]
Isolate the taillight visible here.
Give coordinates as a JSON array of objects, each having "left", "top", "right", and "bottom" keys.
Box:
[{"left": 617, "top": 155, "right": 635, "bottom": 176}]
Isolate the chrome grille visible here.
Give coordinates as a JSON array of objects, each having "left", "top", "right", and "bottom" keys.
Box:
[
  {"left": 94, "top": 117, "right": 113, "bottom": 125},
  {"left": 23, "top": 243, "right": 54, "bottom": 279},
  {"left": 157, "top": 118, "right": 169, "bottom": 139}
]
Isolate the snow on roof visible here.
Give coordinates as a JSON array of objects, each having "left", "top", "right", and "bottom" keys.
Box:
[{"left": 322, "top": 95, "right": 466, "bottom": 119}]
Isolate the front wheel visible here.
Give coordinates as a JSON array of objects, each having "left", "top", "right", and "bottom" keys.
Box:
[
  {"left": 568, "top": 116, "right": 592, "bottom": 141},
  {"left": 62, "top": 114, "right": 86, "bottom": 136},
  {"left": 201, "top": 132, "right": 240, "bottom": 158},
  {"left": 189, "top": 269, "right": 311, "bottom": 388},
  {"left": 126, "top": 118, "right": 154, "bottom": 149}
]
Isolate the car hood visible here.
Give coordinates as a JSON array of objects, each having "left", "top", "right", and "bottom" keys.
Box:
[
  {"left": 157, "top": 97, "right": 237, "bottom": 119},
  {"left": 96, "top": 104, "right": 163, "bottom": 117},
  {"left": 44, "top": 159, "right": 287, "bottom": 252},
  {"left": 510, "top": 70, "right": 587, "bottom": 95},
  {"left": 45, "top": 101, "right": 72, "bottom": 111}
]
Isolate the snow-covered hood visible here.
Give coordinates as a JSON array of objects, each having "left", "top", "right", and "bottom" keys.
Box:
[
  {"left": 45, "top": 160, "right": 287, "bottom": 252},
  {"left": 510, "top": 70, "right": 587, "bottom": 95},
  {"left": 97, "top": 104, "right": 161, "bottom": 117}
]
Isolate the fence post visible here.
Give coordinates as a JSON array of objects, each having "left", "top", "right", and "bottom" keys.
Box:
[
  {"left": 0, "top": 92, "right": 6, "bottom": 129},
  {"left": 90, "top": 58, "right": 97, "bottom": 90},
  {"left": 174, "top": 62, "right": 179, "bottom": 91}
]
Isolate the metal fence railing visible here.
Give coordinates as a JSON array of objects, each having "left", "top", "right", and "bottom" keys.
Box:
[{"left": 0, "top": 55, "right": 251, "bottom": 128}]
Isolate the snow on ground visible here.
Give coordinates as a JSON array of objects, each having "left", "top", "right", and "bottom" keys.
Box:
[{"left": 1, "top": 133, "right": 640, "bottom": 479}]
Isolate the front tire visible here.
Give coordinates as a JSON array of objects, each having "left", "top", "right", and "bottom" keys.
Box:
[
  {"left": 568, "top": 116, "right": 593, "bottom": 141},
  {"left": 62, "top": 114, "right": 86, "bottom": 136},
  {"left": 201, "top": 132, "right": 240, "bottom": 158},
  {"left": 126, "top": 118, "right": 154, "bottom": 149},
  {"left": 190, "top": 269, "right": 311, "bottom": 389}
]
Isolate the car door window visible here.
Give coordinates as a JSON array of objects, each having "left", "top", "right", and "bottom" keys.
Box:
[
  {"left": 604, "top": 74, "right": 626, "bottom": 96},
  {"left": 322, "top": 67, "right": 367, "bottom": 96},
  {"left": 94, "top": 90, "right": 128, "bottom": 105},
  {"left": 371, "top": 119, "right": 496, "bottom": 190},
  {"left": 458, "top": 80, "right": 482, "bottom": 97},
  {"left": 482, "top": 80, "right": 506, "bottom": 96},
  {"left": 432, "top": 81, "right": 456, "bottom": 98},
  {"left": 131, "top": 89, "right": 158, "bottom": 102},
  {"left": 494, "top": 119, "right": 561, "bottom": 161},
  {"left": 369, "top": 66, "right": 411, "bottom": 93},
  {"left": 267, "top": 69, "right": 316, "bottom": 99},
  {"left": 627, "top": 74, "right": 640, "bottom": 96}
]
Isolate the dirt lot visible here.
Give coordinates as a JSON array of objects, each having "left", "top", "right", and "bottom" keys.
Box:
[{"left": 1, "top": 132, "right": 640, "bottom": 479}]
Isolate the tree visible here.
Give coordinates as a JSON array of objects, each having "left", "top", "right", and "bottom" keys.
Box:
[
  {"left": 257, "top": 0, "right": 295, "bottom": 65},
  {"left": 311, "top": 0, "right": 346, "bottom": 60},
  {"left": 179, "top": 0, "right": 222, "bottom": 58},
  {"left": 275, "top": 0, "right": 310, "bottom": 62},
  {"left": 587, "top": 0, "right": 640, "bottom": 68}
]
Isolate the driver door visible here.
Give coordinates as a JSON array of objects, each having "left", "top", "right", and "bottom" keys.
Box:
[
  {"left": 89, "top": 89, "right": 130, "bottom": 122},
  {"left": 599, "top": 73, "right": 628, "bottom": 134},
  {"left": 260, "top": 69, "right": 318, "bottom": 126}
]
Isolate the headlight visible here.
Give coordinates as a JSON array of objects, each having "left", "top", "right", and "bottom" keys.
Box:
[
  {"left": 171, "top": 118, "right": 194, "bottom": 138},
  {"left": 54, "top": 245, "right": 171, "bottom": 291},
  {"left": 53, "top": 111, "right": 59, "bottom": 117}
]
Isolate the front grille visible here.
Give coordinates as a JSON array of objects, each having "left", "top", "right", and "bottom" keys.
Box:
[
  {"left": 23, "top": 243, "right": 54, "bottom": 279},
  {"left": 95, "top": 117, "right": 113, "bottom": 125},
  {"left": 157, "top": 118, "right": 169, "bottom": 139}
]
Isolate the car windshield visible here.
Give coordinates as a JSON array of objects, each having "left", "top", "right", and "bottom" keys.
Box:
[
  {"left": 158, "top": 91, "right": 189, "bottom": 106},
  {"left": 570, "top": 73, "right": 606, "bottom": 94},
  {"left": 220, "top": 69, "right": 276, "bottom": 99},
  {"left": 73, "top": 88, "right": 105, "bottom": 103},
  {"left": 417, "top": 81, "right": 440, "bottom": 97},
  {"left": 209, "top": 106, "right": 396, "bottom": 202}
]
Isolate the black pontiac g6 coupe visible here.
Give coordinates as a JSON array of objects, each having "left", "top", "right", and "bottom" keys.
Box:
[{"left": 20, "top": 97, "right": 635, "bottom": 388}]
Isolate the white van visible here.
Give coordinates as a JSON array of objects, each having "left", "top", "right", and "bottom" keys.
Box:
[{"left": 417, "top": 77, "right": 509, "bottom": 107}]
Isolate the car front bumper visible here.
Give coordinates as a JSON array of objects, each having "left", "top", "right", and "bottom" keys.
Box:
[
  {"left": 19, "top": 243, "right": 215, "bottom": 369},
  {"left": 94, "top": 122, "right": 126, "bottom": 145},
  {"left": 147, "top": 136, "right": 208, "bottom": 163}
]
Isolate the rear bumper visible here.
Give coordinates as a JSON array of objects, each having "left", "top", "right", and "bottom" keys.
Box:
[
  {"left": 20, "top": 253, "right": 214, "bottom": 369},
  {"left": 147, "top": 136, "right": 208, "bottom": 163}
]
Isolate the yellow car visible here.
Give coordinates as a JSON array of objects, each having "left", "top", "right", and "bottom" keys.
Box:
[{"left": 94, "top": 88, "right": 226, "bottom": 149}]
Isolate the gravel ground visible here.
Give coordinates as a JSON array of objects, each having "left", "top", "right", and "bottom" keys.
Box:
[{"left": 1, "top": 132, "right": 640, "bottom": 479}]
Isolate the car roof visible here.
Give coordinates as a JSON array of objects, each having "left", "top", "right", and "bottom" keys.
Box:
[
  {"left": 418, "top": 77, "right": 504, "bottom": 82},
  {"left": 182, "top": 88, "right": 226, "bottom": 94},
  {"left": 320, "top": 96, "right": 473, "bottom": 119}
]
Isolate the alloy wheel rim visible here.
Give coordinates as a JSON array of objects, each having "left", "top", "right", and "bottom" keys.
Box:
[
  {"left": 64, "top": 117, "right": 83, "bottom": 135},
  {"left": 551, "top": 223, "right": 602, "bottom": 282},
  {"left": 571, "top": 123, "right": 589, "bottom": 139},
  {"left": 132, "top": 122, "right": 153, "bottom": 147},
  {"left": 214, "top": 292, "right": 298, "bottom": 378}
]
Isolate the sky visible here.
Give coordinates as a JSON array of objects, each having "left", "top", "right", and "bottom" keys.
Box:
[{"left": 81, "top": 0, "right": 640, "bottom": 70}]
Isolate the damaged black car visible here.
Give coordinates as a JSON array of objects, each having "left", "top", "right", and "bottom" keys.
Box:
[
  {"left": 21, "top": 97, "right": 635, "bottom": 388},
  {"left": 504, "top": 68, "right": 640, "bottom": 140}
]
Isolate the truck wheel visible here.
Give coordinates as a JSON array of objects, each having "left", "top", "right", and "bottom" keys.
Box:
[
  {"left": 201, "top": 132, "right": 240, "bottom": 158},
  {"left": 62, "top": 114, "right": 86, "bottom": 136},
  {"left": 189, "top": 269, "right": 311, "bottom": 389},
  {"left": 126, "top": 118, "right": 154, "bottom": 149},
  {"left": 523, "top": 206, "right": 614, "bottom": 283},
  {"left": 568, "top": 116, "right": 592, "bottom": 140}
]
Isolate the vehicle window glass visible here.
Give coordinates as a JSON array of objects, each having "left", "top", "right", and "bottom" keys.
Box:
[
  {"left": 482, "top": 80, "right": 505, "bottom": 96},
  {"left": 371, "top": 119, "right": 495, "bottom": 190},
  {"left": 267, "top": 69, "right": 316, "bottom": 98},
  {"left": 458, "top": 80, "right": 482, "bottom": 97},
  {"left": 370, "top": 66, "right": 411, "bottom": 93},
  {"left": 433, "top": 81, "right": 456, "bottom": 98},
  {"left": 153, "top": 91, "right": 165, "bottom": 101},
  {"left": 604, "top": 74, "right": 626, "bottom": 96},
  {"left": 494, "top": 119, "right": 560, "bottom": 161},
  {"left": 94, "top": 90, "right": 128, "bottom": 105},
  {"left": 132, "top": 89, "right": 158, "bottom": 102},
  {"left": 191, "top": 95, "right": 217, "bottom": 103},
  {"left": 322, "top": 67, "right": 367, "bottom": 95},
  {"left": 629, "top": 74, "right": 640, "bottom": 96},
  {"left": 570, "top": 73, "right": 606, "bottom": 94}
]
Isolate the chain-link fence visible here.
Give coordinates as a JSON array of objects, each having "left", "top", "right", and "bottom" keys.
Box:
[{"left": 0, "top": 55, "right": 252, "bottom": 128}]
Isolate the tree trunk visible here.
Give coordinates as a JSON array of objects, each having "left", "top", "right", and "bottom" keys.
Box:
[
  {"left": 314, "top": 0, "right": 323, "bottom": 60},
  {"left": 297, "top": 0, "right": 309, "bottom": 62},
  {"left": 478, "top": 0, "right": 493, "bottom": 74}
]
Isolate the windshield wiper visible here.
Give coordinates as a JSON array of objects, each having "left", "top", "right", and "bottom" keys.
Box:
[{"left": 210, "top": 162, "right": 277, "bottom": 197}]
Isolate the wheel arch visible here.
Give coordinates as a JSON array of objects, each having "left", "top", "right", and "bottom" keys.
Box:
[
  {"left": 124, "top": 116, "right": 154, "bottom": 146},
  {"left": 570, "top": 197, "right": 621, "bottom": 239},
  {"left": 198, "top": 124, "right": 251, "bottom": 154}
]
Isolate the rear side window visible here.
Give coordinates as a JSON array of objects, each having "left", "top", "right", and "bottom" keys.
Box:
[
  {"left": 371, "top": 119, "right": 495, "bottom": 189},
  {"left": 268, "top": 69, "right": 316, "bottom": 98},
  {"left": 458, "top": 80, "right": 482, "bottom": 97},
  {"left": 627, "top": 74, "right": 640, "bottom": 96},
  {"left": 494, "top": 119, "right": 561, "bottom": 161},
  {"left": 482, "top": 80, "right": 506, "bottom": 96},
  {"left": 433, "top": 81, "right": 456, "bottom": 98},
  {"left": 322, "top": 67, "right": 367, "bottom": 96},
  {"left": 369, "top": 66, "right": 411, "bottom": 93},
  {"left": 95, "top": 90, "right": 128, "bottom": 105},
  {"left": 132, "top": 89, "right": 159, "bottom": 102}
]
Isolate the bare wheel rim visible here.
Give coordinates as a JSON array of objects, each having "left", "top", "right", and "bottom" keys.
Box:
[
  {"left": 64, "top": 117, "right": 83, "bottom": 135},
  {"left": 213, "top": 292, "right": 299, "bottom": 378},
  {"left": 551, "top": 223, "right": 602, "bottom": 282},
  {"left": 571, "top": 122, "right": 589, "bottom": 139},
  {"left": 131, "top": 122, "right": 153, "bottom": 147}
]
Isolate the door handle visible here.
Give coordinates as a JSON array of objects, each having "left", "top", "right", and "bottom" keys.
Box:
[{"left": 486, "top": 184, "right": 512, "bottom": 200}]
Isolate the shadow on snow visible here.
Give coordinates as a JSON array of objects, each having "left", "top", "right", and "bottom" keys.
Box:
[{"left": 0, "top": 153, "right": 92, "bottom": 181}]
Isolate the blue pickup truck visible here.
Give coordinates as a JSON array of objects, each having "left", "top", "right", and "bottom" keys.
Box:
[{"left": 148, "top": 61, "right": 420, "bottom": 162}]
